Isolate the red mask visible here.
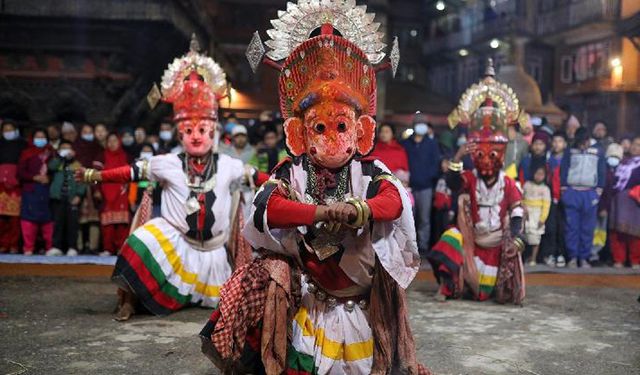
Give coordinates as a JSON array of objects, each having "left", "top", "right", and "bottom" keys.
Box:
[{"left": 471, "top": 142, "right": 506, "bottom": 179}]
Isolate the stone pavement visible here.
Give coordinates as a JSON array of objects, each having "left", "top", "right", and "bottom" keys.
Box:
[{"left": 1, "top": 275, "right": 639, "bottom": 375}]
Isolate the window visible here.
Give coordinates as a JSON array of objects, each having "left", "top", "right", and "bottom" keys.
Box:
[
  {"left": 527, "top": 56, "right": 543, "bottom": 85},
  {"left": 560, "top": 55, "right": 573, "bottom": 84}
]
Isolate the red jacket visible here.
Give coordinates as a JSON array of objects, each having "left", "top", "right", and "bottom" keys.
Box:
[{"left": 369, "top": 140, "right": 409, "bottom": 174}]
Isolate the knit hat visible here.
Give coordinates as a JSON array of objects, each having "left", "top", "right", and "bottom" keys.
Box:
[
  {"left": 606, "top": 143, "right": 623, "bottom": 160},
  {"left": 412, "top": 111, "right": 429, "bottom": 126},
  {"left": 532, "top": 131, "right": 550, "bottom": 146}
]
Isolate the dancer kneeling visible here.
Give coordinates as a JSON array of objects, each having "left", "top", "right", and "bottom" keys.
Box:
[
  {"left": 77, "top": 37, "right": 259, "bottom": 320},
  {"left": 428, "top": 59, "right": 526, "bottom": 304},
  {"left": 200, "top": 2, "right": 429, "bottom": 373}
]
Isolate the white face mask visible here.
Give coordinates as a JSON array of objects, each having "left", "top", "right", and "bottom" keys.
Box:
[
  {"left": 122, "top": 136, "right": 134, "bottom": 146},
  {"left": 607, "top": 157, "right": 620, "bottom": 168},
  {"left": 3, "top": 130, "right": 18, "bottom": 141},
  {"left": 139, "top": 152, "right": 153, "bottom": 160},
  {"left": 59, "top": 149, "right": 72, "bottom": 159},
  {"left": 414, "top": 123, "right": 429, "bottom": 136},
  {"left": 81, "top": 133, "right": 94, "bottom": 142},
  {"left": 152, "top": 142, "right": 159, "bottom": 151},
  {"left": 457, "top": 136, "right": 467, "bottom": 147},
  {"left": 159, "top": 130, "right": 173, "bottom": 141}
]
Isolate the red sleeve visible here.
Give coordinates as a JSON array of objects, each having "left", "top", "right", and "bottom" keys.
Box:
[
  {"left": 254, "top": 171, "right": 270, "bottom": 186},
  {"left": 266, "top": 188, "right": 317, "bottom": 228},
  {"left": 100, "top": 165, "right": 133, "bottom": 183},
  {"left": 367, "top": 180, "right": 403, "bottom": 221}
]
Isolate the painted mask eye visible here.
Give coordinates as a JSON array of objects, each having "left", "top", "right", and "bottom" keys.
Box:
[
  {"left": 314, "top": 123, "right": 326, "bottom": 134},
  {"left": 337, "top": 122, "right": 347, "bottom": 132},
  {"left": 475, "top": 151, "right": 484, "bottom": 158},
  {"left": 185, "top": 127, "right": 193, "bottom": 135},
  {"left": 490, "top": 151, "right": 498, "bottom": 159}
]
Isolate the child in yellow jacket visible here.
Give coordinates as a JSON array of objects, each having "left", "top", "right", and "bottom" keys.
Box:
[{"left": 523, "top": 166, "right": 551, "bottom": 266}]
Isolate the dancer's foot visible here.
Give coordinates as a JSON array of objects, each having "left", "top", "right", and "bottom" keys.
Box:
[{"left": 114, "top": 302, "right": 135, "bottom": 321}]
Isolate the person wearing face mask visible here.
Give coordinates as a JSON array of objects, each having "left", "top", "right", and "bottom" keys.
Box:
[
  {"left": 47, "top": 123, "right": 62, "bottom": 150},
  {"left": 120, "top": 128, "right": 136, "bottom": 162},
  {"left": 18, "top": 129, "right": 54, "bottom": 255},
  {"left": 401, "top": 111, "right": 441, "bottom": 255},
  {"left": 157, "top": 122, "right": 181, "bottom": 154},
  {"left": 0, "top": 120, "right": 27, "bottom": 254},
  {"left": 73, "top": 123, "right": 103, "bottom": 254},
  {"left": 134, "top": 126, "right": 147, "bottom": 150},
  {"left": 47, "top": 140, "right": 86, "bottom": 256}
]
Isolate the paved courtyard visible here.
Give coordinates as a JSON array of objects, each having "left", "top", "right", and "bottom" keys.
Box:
[{"left": 1, "top": 275, "right": 639, "bottom": 375}]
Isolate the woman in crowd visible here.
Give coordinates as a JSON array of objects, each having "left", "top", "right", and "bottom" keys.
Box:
[
  {"left": 370, "top": 123, "right": 410, "bottom": 184},
  {"left": 604, "top": 136, "right": 640, "bottom": 268},
  {"left": 18, "top": 128, "right": 54, "bottom": 255},
  {"left": 0, "top": 120, "right": 27, "bottom": 253},
  {"left": 98, "top": 132, "right": 131, "bottom": 256}
]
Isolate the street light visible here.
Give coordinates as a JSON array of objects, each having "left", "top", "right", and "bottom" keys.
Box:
[
  {"left": 610, "top": 57, "right": 621, "bottom": 68},
  {"left": 436, "top": 1, "right": 445, "bottom": 11},
  {"left": 459, "top": 49, "right": 469, "bottom": 57},
  {"left": 489, "top": 38, "right": 500, "bottom": 49}
]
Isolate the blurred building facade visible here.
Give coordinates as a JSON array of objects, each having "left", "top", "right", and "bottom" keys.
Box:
[
  {"left": 0, "top": 0, "right": 451, "bottom": 130},
  {"left": 424, "top": 0, "right": 640, "bottom": 136}
]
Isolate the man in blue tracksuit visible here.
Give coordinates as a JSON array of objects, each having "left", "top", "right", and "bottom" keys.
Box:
[
  {"left": 560, "top": 127, "right": 606, "bottom": 268},
  {"left": 402, "top": 112, "right": 441, "bottom": 254}
]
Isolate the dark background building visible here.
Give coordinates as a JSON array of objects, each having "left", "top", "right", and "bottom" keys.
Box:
[{"left": 1, "top": 0, "right": 638, "bottom": 135}]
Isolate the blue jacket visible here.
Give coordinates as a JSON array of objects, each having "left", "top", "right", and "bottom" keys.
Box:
[
  {"left": 401, "top": 136, "right": 441, "bottom": 190},
  {"left": 560, "top": 146, "right": 606, "bottom": 189}
]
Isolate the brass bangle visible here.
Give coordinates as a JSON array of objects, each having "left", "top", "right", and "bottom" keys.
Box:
[
  {"left": 84, "top": 168, "right": 95, "bottom": 183},
  {"left": 448, "top": 160, "right": 463, "bottom": 173},
  {"left": 346, "top": 198, "right": 370, "bottom": 228},
  {"left": 140, "top": 160, "right": 149, "bottom": 180},
  {"left": 513, "top": 237, "right": 525, "bottom": 252}
]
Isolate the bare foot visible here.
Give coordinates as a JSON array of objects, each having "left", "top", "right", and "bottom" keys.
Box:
[
  {"left": 433, "top": 289, "right": 447, "bottom": 302},
  {"left": 114, "top": 302, "right": 135, "bottom": 322}
]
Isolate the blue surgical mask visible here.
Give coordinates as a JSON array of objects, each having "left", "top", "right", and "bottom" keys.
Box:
[
  {"left": 607, "top": 157, "right": 620, "bottom": 168},
  {"left": 159, "top": 130, "right": 173, "bottom": 141},
  {"left": 33, "top": 138, "right": 48, "bottom": 148},
  {"left": 457, "top": 136, "right": 467, "bottom": 147},
  {"left": 3, "top": 130, "right": 18, "bottom": 141},
  {"left": 81, "top": 133, "right": 94, "bottom": 142},
  {"left": 414, "top": 123, "right": 429, "bottom": 136}
]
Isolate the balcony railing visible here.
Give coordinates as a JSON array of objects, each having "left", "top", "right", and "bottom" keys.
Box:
[
  {"left": 423, "top": 0, "right": 620, "bottom": 55},
  {"left": 536, "top": 0, "right": 620, "bottom": 36}
]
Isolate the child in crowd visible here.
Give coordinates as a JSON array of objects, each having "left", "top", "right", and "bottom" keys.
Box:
[
  {"left": 561, "top": 127, "right": 606, "bottom": 268},
  {"left": 47, "top": 141, "right": 86, "bottom": 256},
  {"left": 523, "top": 166, "right": 551, "bottom": 266},
  {"left": 18, "top": 129, "right": 54, "bottom": 255},
  {"left": 519, "top": 131, "right": 549, "bottom": 186},
  {"left": 541, "top": 131, "right": 568, "bottom": 267},
  {"left": 98, "top": 133, "right": 130, "bottom": 256}
]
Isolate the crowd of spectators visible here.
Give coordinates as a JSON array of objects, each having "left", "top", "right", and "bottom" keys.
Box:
[{"left": 1, "top": 111, "right": 638, "bottom": 270}]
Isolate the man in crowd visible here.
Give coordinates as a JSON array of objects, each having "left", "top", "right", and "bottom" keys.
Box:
[
  {"left": 591, "top": 121, "right": 613, "bottom": 153},
  {"left": 561, "top": 127, "right": 606, "bottom": 268},
  {"left": 47, "top": 123, "right": 62, "bottom": 150},
  {"left": 61, "top": 121, "right": 78, "bottom": 143},
  {"left": 94, "top": 123, "right": 109, "bottom": 149},
  {"left": 249, "top": 126, "right": 286, "bottom": 173},
  {"left": 402, "top": 112, "right": 441, "bottom": 254},
  {"left": 220, "top": 124, "right": 254, "bottom": 164}
]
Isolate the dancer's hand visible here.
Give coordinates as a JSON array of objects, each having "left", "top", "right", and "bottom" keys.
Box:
[
  {"left": 326, "top": 202, "right": 358, "bottom": 224},
  {"left": 453, "top": 141, "right": 476, "bottom": 163}
]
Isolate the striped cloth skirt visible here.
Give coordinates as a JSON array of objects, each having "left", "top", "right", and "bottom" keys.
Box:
[
  {"left": 113, "top": 217, "right": 232, "bottom": 315},
  {"left": 287, "top": 278, "right": 374, "bottom": 374},
  {"left": 428, "top": 227, "right": 500, "bottom": 301}
]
